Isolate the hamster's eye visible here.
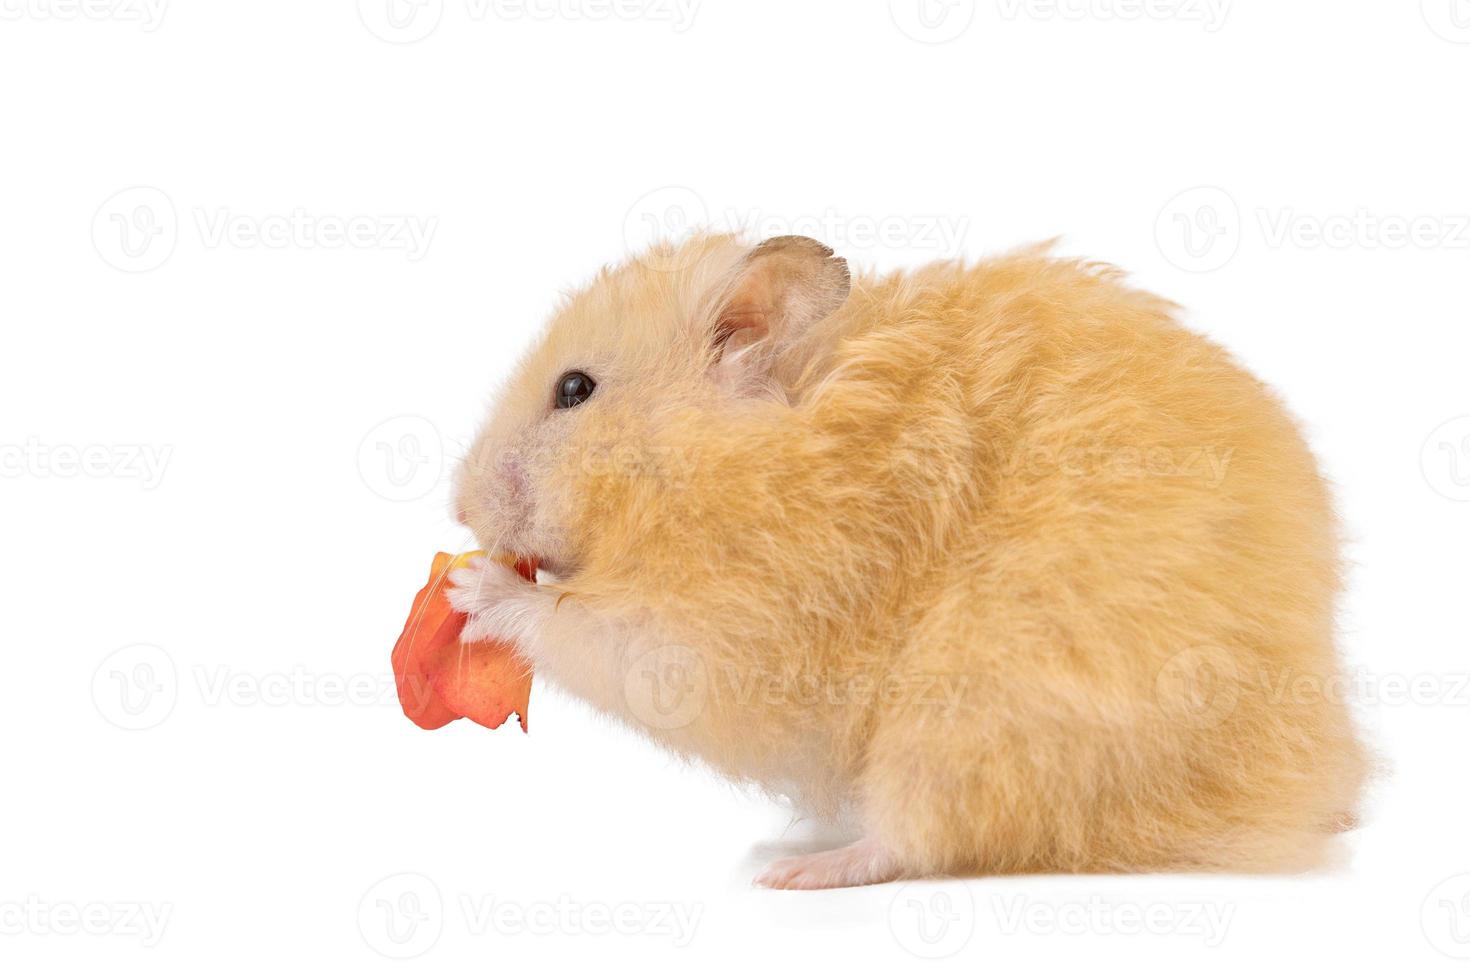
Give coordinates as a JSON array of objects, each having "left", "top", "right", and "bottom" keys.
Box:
[{"left": 554, "top": 370, "right": 596, "bottom": 410}]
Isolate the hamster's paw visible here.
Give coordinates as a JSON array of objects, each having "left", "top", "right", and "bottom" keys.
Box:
[
  {"left": 753, "top": 838, "right": 903, "bottom": 890},
  {"left": 446, "top": 556, "right": 545, "bottom": 644}
]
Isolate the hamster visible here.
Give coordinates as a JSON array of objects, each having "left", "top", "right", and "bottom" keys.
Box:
[{"left": 447, "top": 233, "right": 1367, "bottom": 889}]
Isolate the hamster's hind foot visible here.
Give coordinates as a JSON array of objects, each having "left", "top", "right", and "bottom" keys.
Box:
[{"left": 753, "top": 837, "right": 902, "bottom": 890}]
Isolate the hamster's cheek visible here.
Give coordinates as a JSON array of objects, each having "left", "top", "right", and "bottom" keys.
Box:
[{"left": 523, "top": 475, "right": 580, "bottom": 572}]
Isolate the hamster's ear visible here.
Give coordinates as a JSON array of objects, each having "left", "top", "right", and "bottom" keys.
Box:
[{"left": 712, "top": 236, "right": 850, "bottom": 361}]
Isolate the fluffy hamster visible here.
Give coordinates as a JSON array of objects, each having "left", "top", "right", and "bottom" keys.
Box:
[{"left": 448, "top": 234, "right": 1367, "bottom": 889}]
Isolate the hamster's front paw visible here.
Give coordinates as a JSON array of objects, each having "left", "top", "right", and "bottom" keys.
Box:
[{"left": 446, "top": 556, "right": 544, "bottom": 644}]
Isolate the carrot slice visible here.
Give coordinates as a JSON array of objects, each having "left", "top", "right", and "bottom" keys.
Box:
[{"left": 391, "top": 551, "right": 536, "bottom": 732}]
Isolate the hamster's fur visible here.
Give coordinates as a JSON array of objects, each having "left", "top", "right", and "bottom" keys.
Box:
[{"left": 448, "top": 233, "right": 1367, "bottom": 889}]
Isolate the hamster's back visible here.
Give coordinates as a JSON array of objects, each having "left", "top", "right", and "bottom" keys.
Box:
[{"left": 822, "top": 250, "right": 1366, "bottom": 873}]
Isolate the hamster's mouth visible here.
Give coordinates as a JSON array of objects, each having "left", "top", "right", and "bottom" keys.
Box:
[{"left": 527, "top": 553, "right": 573, "bottom": 580}]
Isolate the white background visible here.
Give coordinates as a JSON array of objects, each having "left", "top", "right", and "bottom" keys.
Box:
[{"left": 2, "top": 1, "right": 1468, "bottom": 976}]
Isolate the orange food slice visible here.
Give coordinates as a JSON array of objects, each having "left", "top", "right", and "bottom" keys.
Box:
[{"left": 391, "top": 551, "right": 537, "bottom": 732}]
